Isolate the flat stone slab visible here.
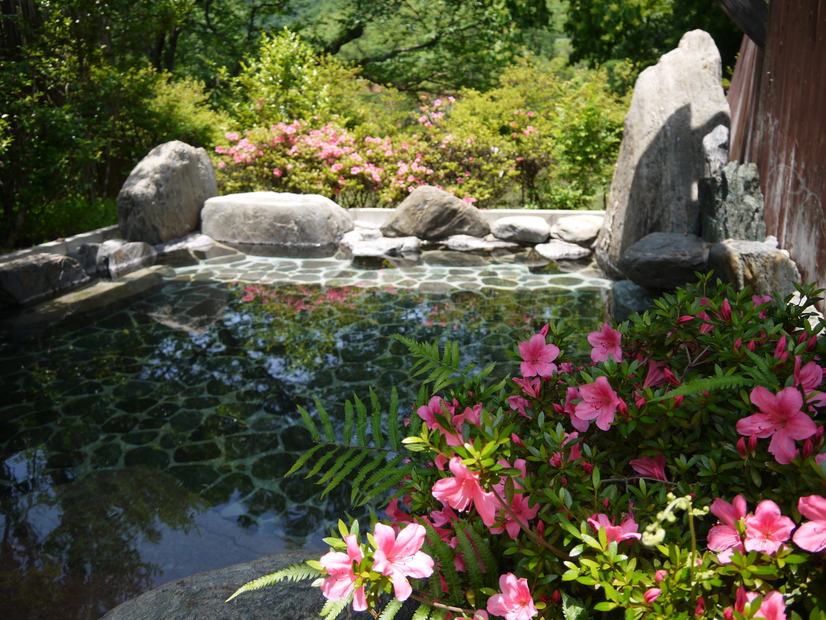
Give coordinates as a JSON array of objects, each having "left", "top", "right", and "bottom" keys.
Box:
[
  {"left": 445, "top": 235, "right": 521, "bottom": 252},
  {"left": 202, "top": 192, "right": 353, "bottom": 249},
  {"left": 0, "top": 252, "right": 89, "bottom": 308},
  {"left": 491, "top": 216, "right": 550, "bottom": 244},
  {"left": 618, "top": 232, "right": 708, "bottom": 290},
  {"left": 101, "top": 550, "right": 412, "bottom": 620},
  {"left": 550, "top": 214, "right": 604, "bottom": 246},
  {"left": 534, "top": 240, "right": 592, "bottom": 260}
]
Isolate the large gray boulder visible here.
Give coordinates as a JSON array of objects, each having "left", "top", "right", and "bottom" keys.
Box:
[
  {"left": 202, "top": 192, "right": 352, "bottom": 252},
  {"left": 381, "top": 186, "right": 489, "bottom": 240},
  {"left": 118, "top": 141, "right": 218, "bottom": 245},
  {"left": 611, "top": 280, "right": 659, "bottom": 324},
  {"left": 708, "top": 239, "right": 801, "bottom": 298},
  {"left": 550, "top": 215, "right": 604, "bottom": 247},
  {"left": 0, "top": 253, "right": 89, "bottom": 308},
  {"left": 618, "top": 232, "right": 709, "bottom": 290},
  {"left": 491, "top": 216, "right": 550, "bottom": 244},
  {"left": 594, "top": 30, "right": 730, "bottom": 278},
  {"left": 101, "top": 550, "right": 411, "bottom": 620},
  {"left": 701, "top": 161, "right": 766, "bottom": 243},
  {"left": 97, "top": 240, "right": 157, "bottom": 279}
]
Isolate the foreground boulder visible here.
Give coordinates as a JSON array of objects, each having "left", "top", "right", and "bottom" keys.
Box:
[
  {"left": 0, "top": 253, "right": 89, "bottom": 308},
  {"left": 594, "top": 30, "right": 730, "bottom": 278},
  {"left": 611, "top": 280, "right": 659, "bottom": 323},
  {"left": 101, "top": 550, "right": 408, "bottom": 620},
  {"left": 381, "top": 186, "right": 489, "bottom": 240},
  {"left": 701, "top": 161, "right": 766, "bottom": 243},
  {"left": 202, "top": 192, "right": 353, "bottom": 254},
  {"left": 97, "top": 240, "right": 157, "bottom": 279},
  {"left": 118, "top": 141, "right": 218, "bottom": 245},
  {"left": 618, "top": 232, "right": 709, "bottom": 290},
  {"left": 708, "top": 239, "right": 801, "bottom": 298}
]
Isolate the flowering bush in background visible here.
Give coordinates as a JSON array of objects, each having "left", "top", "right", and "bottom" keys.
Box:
[{"left": 227, "top": 277, "right": 826, "bottom": 619}]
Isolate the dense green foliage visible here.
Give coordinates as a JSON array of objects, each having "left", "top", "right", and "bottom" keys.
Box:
[
  {"left": 565, "top": 0, "right": 743, "bottom": 93},
  {"left": 2, "top": 0, "right": 742, "bottom": 249}
]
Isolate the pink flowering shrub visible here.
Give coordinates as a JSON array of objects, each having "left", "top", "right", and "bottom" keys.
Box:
[{"left": 228, "top": 276, "right": 826, "bottom": 620}]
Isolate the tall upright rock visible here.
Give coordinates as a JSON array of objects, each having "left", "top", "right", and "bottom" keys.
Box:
[{"left": 594, "top": 30, "right": 730, "bottom": 279}]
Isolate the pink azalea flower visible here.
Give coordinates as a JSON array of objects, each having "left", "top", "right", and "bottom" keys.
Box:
[
  {"left": 587, "top": 323, "right": 623, "bottom": 362},
  {"left": 512, "top": 376, "right": 541, "bottom": 398},
  {"left": 755, "top": 591, "right": 787, "bottom": 620},
  {"left": 490, "top": 492, "right": 540, "bottom": 539},
  {"left": 794, "top": 356, "right": 826, "bottom": 409},
  {"left": 508, "top": 395, "right": 531, "bottom": 417},
  {"left": 574, "top": 377, "right": 623, "bottom": 431},
  {"left": 416, "top": 396, "right": 470, "bottom": 446},
  {"left": 553, "top": 387, "right": 588, "bottom": 432},
  {"left": 792, "top": 494, "right": 826, "bottom": 552},
  {"left": 518, "top": 333, "right": 559, "bottom": 377},
  {"left": 642, "top": 359, "right": 667, "bottom": 389},
  {"left": 644, "top": 588, "right": 661, "bottom": 604},
  {"left": 372, "top": 523, "right": 434, "bottom": 601},
  {"left": 319, "top": 534, "right": 367, "bottom": 610},
  {"left": 486, "top": 573, "right": 538, "bottom": 620},
  {"left": 432, "top": 456, "right": 498, "bottom": 526},
  {"left": 629, "top": 455, "right": 668, "bottom": 481},
  {"left": 744, "top": 500, "right": 795, "bottom": 555},
  {"left": 736, "top": 386, "right": 817, "bottom": 464},
  {"left": 708, "top": 495, "right": 747, "bottom": 562},
  {"left": 587, "top": 513, "right": 642, "bottom": 543}
]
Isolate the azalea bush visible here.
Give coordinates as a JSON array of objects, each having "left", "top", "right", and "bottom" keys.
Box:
[{"left": 227, "top": 277, "right": 826, "bottom": 620}]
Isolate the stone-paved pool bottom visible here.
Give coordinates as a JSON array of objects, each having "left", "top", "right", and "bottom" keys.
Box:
[{"left": 0, "top": 251, "right": 610, "bottom": 620}]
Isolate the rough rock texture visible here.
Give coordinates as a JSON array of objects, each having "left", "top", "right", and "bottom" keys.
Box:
[
  {"left": 202, "top": 192, "right": 353, "bottom": 251},
  {"left": 118, "top": 141, "right": 217, "bottom": 245},
  {"left": 381, "top": 186, "right": 489, "bottom": 240},
  {"left": 445, "top": 235, "right": 521, "bottom": 253},
  {"left": 534, "top": 240, "right": 592, "bottom": 261},
  {"left": 707, "top": 239, "right": 801, "bottom": 298},
  {"left": 99, "top": 241, "right": 157, "bottom": 279},
  {"left": 701, "top": 161, "right": 766, "bottom": 243},
  {"left": 66, "top": 243, "right": 103, "bottom": 276},
  {"left": 101, "top": 550, "right": 414, "bottom": 620},
  {"left": 618, "top": 232, "right": 709, "bottom": 290},
  {"left": 0, "top": 253, "right": 89, "bottom": 308},
  {"left": 611, "top": 280, "right": 659, "bottom": 323},
  {"left": 340, "top": 229, "right": 420, "bottom": 257},
  {"left": 594, "top": 30, "right": 730, "bottom": 278},
  {"left": 491, "top": 216, "right": 550, "bottom": 244},
  {"left": 550, "top": 215, "right": 604, "bottom": 247}
]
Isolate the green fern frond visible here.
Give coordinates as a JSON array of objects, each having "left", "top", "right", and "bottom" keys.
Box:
[
  {"left": 387, "top": 387, "right": 401, "bottom": 451},
  {"left": 298, "top": 405, "right": 321, "bottom": 442},
  {"left": 411, "top": 602, "right": 433, "bottom": 620},
  {"left": 343, "top": 400, "right": 355, "bottom": 446},
  {"left": 742, "top": 348, "right": 780, "bottom": 386},
  {"left": 371, "top": 388, "right": 384, "bottom": 447},
  {"left": 455, "top": 523, "right": 484, "bottom": 596},
  {"left": 421, "top": 520, "right": 462, "bottom": 605},
  {"left": 305, "top": 447, "right": 339, "bottom": 478},
  {"left": 648, "top": 375, "right": 753, "bottom": 403},
  {"left": 316, "top": 447, "right": 359, "bottom": 486},
  {"left": 285, "top": 444, "right": 324, "bottom": 477},
  {"left": 321, "top": 449, "right": 371, "bottom": 498},
  {"left": 355, "top": 462, "right": 414, "bottom": 506},
  {"left": 350, "top": 454, "right": 388, "bottom": 503},
  {"left": 458, "top": 521, "right": 498, "bottom": 577},
  {"left": 378, "top": 598, "right": 404, "bottom": 620},
  {"left": 225, "top": 562, "right": 321, "bottom": 602},
  {"left": 320, "top": 594, "right": 351, "bottom": 620},
  {"left": 314, "top": 397, "right": 336, "bottom": 442},
  {"left": 430, "top": 608, "right": 448, "bottom": 620}
]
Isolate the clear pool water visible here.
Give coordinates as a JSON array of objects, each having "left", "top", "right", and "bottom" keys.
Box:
[{"left": 0, "top": 250, "right": 609, "bottom": 619}]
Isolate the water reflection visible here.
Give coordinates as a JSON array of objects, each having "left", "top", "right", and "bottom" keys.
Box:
[{"left": 0, "top": 280, "right": 605, "bottom": 619}]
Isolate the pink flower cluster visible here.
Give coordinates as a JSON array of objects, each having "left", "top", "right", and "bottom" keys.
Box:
[{"left": 318, "top": 523, "right": 434, "bottom": 609}]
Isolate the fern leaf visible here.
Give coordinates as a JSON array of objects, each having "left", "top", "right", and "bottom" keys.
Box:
[
  {"left": 387, "top": 387, "right": 401, "bottom": 451},
  {"left": 742, "top": 348, "right": 779, "bottom": 386},
  {"left": 356, "top": 398, "right": 369, "bottom": 446},
  {"left": 411, "top": 603, "right": 433, "bottom": 620},
  {"left": 350, "top": 454, "right": 388, "bottom": 503},
  {"left": 320, "top": 594, "right": 351, "bottom": 620},
  {"left": 430, "top": 608, "right": 448, "bottom": 620},
  {"left": 298, "top": 405, "right": 321, "bottom": 442},
  {"left": 648, "top": 375, "right": 753, "bottom": 402},
  {"left": 421, "top": 520, "right": 462, "bottom": 605},
  {"left": 315, "top": 397, "right": 336, "bottom": 442},
  {"left": 455, "top": 523, "right": 484, "bottom": 596},
  {"left": 343, "top": 400, "right": 355, "bottom": 446},
  {"left": 306, "top": 447, "right": 339, "bottom": 478},
  {"left": 459, "top": 522, "right": 498, "bottom": 577},
  {"left": 371, "top": 388, "right": 384, "bottom": 448},
  {"left": 316, "top": 447, "right": 359, "bottom": 486},
  {"left": 225, "top": 563, "right": 321, "bottom": 602},
  {"left": 378, "top": 598, "right": 404, "bottom": 620},
  {"left": 322, "top": 449, "right": 371, "bottom": 498},
  {"left": 285, "top": 444, "right": 324, "bottom": 477}
]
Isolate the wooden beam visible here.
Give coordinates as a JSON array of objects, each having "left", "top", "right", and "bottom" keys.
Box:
[{"left": 713, "top": 0, "right": 768, "bottom": 47}]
